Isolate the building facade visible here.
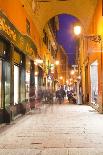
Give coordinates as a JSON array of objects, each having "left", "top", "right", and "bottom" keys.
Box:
[
  {"left": 78, "top": 0, "right": 103, "bottom": 113},
  {"left": 0, "top": 1, "right": 69, "bottom": 123}
]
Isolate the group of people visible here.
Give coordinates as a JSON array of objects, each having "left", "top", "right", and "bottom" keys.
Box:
[
  {"left": 55, "top": 86, "right": 66, "bottom": 104},
  {"left": 56, "top": 87, "right": 77, "bottom": 104},
  {"left": 34, "top": 86, "right": 77, "bottom": 105},
  {"left": 37, "top": 87, "right": 54, "bottom": 104}
]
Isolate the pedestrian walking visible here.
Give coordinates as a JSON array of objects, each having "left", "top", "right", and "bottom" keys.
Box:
[{"left": 56, "top": 89, "right": 63, "bottom": 104}]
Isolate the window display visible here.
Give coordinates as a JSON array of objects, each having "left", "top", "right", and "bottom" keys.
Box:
[
  {"left": 20, "top": 68, "right": 26, "bottom": 102},
  {"left": 14, "top": 65, "right": 19, "bottom": 104},
  {"left": 4, "top": 61, "right": 10, "bottom": 107}
]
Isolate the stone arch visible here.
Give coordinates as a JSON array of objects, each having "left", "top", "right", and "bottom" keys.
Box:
[{"left": 33, "top": 0, "right": 97, "bottom": 35}]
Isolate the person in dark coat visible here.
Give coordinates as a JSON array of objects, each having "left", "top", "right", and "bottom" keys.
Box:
[{"left": 60, "top": 87, "right": 66, "bottom": 100}]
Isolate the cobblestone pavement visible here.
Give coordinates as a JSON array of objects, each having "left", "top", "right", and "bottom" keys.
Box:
[{"left": 0, "top": 104, "right": 103, "bottom": 154}]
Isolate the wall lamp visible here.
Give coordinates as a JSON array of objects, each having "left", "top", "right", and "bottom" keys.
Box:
[{"left": 74, "top": 25, "right": 102, "bottom": 43}]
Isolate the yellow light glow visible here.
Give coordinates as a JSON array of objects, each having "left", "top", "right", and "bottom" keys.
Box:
[
  {"left": 35, "top": 71, "right": 38, "bottom": 76},
  {"left": 70, "top": 70, "right": 75, "bottom": 75},
  {"left": 55, "top": 60, "right": 59, "bottom": 65},
  {"left": 51, "top": 64, "right": 55, "bottom": 70},
  {"left": 66, "top": 80, "right": 68, "bottom": 83},
  {"left": 59, "top": 76, "right": 63, "bottom": 80},
  {"left": 74, "top": 25, "right": 81, "bottom": 35},
  {"left": 77, "top": 75, "right": 81, "bottom": 80},
  {"left": 35, "top": 59, "right": 43, "bottom": 64},
  {"left": 70, "top": 78, "right": 73, "bottom": 81}
]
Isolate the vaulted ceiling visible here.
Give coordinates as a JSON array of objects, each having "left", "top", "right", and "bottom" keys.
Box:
[{"left": 20, "top": 0, "right": 97, "bottom": 35}]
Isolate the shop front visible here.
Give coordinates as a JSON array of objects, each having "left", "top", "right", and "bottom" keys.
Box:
[
  {"left": 12, "top": 49, "right": 26, "bottom": 116},
  {"left": 0, "top": 11, "right": 37, "bottom": 123}
]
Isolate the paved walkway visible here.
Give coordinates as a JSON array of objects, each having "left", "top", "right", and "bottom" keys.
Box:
[{"left": 0, "top": 104, "right": 103, "bottom": 155}]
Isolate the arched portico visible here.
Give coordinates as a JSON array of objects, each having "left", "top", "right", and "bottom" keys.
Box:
[{"left": 20, "top": 0, "right": 97, "bottom": 34}]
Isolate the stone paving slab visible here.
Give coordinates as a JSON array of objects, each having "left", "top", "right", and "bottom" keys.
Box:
[
  {"left": 0, "top": 148, "right": 103, "bottom": 155},
  {"left": 0, "top": 149, "right": 41, "bottom": 155},
  {"left": 0, "top": 104, "right": 103, "bottom": 154},
  {"left": 68, "top": 148, "right": 103, "bottom": 155}
]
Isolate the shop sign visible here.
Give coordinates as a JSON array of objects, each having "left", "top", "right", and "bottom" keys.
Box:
[{"left": 0, "top": 11, "right": 37, "bottom": 59}]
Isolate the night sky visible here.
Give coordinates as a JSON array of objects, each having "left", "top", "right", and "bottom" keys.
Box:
[{"left": 57, "top": 14, "right": 79, "bottom": 65}]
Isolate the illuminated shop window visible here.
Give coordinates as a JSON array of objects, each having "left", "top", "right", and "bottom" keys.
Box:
[{"left": 14, "top": 65, "right": 19, "bottom": 104}]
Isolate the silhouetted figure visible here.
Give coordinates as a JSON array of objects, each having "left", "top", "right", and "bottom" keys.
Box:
[{"left": 67, "top": 90, "right": 76, "bottom": 104}]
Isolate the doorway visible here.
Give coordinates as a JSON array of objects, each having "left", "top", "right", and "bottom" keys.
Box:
[{"left": 85, "top": 65, "right": 89, "bottom": 103}]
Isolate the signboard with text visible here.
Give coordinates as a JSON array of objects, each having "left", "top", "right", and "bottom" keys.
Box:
[{"left": 0, "top": 11, "right": 37, "bottom": 59}]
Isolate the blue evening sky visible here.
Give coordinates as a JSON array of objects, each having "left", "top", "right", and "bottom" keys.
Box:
[{"left": 57, "top": 14, "right": 79, "bottom": 65}]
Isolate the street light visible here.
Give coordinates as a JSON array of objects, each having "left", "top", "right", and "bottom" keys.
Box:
[
  {"left": 74, "top": 25, "right": 81, "bottom": 36},
  {"left": 70, "top": 70, "right": 75, "bottom": 75}
]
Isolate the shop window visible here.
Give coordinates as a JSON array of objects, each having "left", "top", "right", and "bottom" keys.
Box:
[
  {"left": 90, "top": 60, "right": 98, "bottom": 104},
  {"left": 14, "top": 65, "right": 19, "bottom": 104},
  {"left": 0, "top": 39, "right": 10, "bottom": 60},
  {"left": 20, "top": 68, "right": 26, "bottom": 102},
  {"left": 26, "top": 18, "right": 30, "bottom": 35},
  {"left": 0, "top": 39, "right": 11, "bottom": 108}
]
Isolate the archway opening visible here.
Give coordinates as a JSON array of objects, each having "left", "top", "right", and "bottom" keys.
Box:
[{"left": 43, "top": 13, "right": 81, "bottom": 66}]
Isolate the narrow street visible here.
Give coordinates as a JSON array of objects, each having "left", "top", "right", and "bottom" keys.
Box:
[{"left": 0, "top": 104, "right": 103, "bottom": 155}]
